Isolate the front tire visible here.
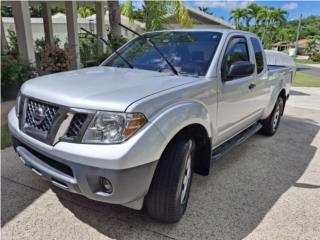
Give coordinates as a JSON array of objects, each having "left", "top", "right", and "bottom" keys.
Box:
[
  {"left": 259, "top": 97, "right": 284, "bottom": 136},
  {"left": 145, "top": 135, "right": 195, "bottom": 223}
]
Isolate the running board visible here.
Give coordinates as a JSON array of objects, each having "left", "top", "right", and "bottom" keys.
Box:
[{"left": 211, "top": 123, "right": 262, "bottom": 161}]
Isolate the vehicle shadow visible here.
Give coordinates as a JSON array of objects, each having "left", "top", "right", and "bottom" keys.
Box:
[
  {"left": 296, "top": 66, "right": 311, "bottom": 71},
  {"left": 290, "top": 89, "right": 310, "bottom": 96},
  {"left": 51, "top": 114, "right": 319, "bottom": 239},
  {"left": 1, "top": 148, "right": 51, "bottom": 226}
]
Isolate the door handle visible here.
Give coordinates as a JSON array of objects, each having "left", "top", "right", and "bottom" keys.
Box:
[{"left": 248, "top": 83, "right": 256, "bottom": 90}]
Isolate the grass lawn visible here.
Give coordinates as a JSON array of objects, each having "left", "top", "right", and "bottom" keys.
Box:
[
  {"left": 1, "top": 124, "right": 11, "bottom": 149},
  {"left": 294, "top": 59, "right": 317, "bottom": 65},
  {"left": 293, "top": 72, "right": 320, "bottom": 87}
]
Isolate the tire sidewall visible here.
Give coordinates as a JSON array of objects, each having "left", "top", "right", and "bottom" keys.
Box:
[
  {"left": 177, "top": 139, "right": 195, "bottom": 214},
  {"left": 271, "top": 97, "right": 284, "bottom": 133},
  {"left": 145, "top": 135, "right": 195, "bottom": 222}
]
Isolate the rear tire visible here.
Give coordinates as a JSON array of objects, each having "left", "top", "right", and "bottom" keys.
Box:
[
  {"left": 145, "top": 135, "right": 195, "bottom": 223},
  {"left": 259, "top": 97, "right": 284, "bottom": 136}
]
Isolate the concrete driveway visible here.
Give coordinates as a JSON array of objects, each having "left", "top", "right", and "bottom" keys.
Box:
[{"left": 1, "top": 87, "right": 320, "bottom": 240}]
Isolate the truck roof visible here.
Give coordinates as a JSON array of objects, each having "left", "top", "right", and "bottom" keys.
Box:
[{"left": 146, "top": 28, "right": 258, "bottom": 38}]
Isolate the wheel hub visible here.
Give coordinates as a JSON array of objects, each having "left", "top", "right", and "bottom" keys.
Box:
[
  {"left": 273, "top": 106, "right": 281, "bottom": 130},
  {"left": 180, "top": 150, "right": 192, "bottom": 204}
]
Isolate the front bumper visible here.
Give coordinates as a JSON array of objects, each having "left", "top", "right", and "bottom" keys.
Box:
[{"left": 8, "top": 109, "right": 163, "bottom": 209}]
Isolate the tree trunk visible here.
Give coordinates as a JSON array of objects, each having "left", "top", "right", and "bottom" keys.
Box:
[{"left": 107, "top": 0, "right": 121, "bottom": 38}]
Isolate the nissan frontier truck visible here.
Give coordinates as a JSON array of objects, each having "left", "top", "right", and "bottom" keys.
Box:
[{"left": 8, "top": 29, "right": 295, "bottom": 222}]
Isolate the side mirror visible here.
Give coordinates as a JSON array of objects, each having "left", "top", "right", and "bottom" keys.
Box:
[{"left": 227, "top": 61, "right": 255, "bottom": 80}]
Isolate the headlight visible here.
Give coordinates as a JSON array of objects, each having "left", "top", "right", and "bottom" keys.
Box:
[
  {"left": 15, "top": 92, "right": 21, "bottom": 117},
  {"left": 82, "top": 111, "right": 147, "bottom": 144}
]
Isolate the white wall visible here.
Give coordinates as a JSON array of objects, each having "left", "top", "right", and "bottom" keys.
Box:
[{"left": 2, "top": 15, "right": 144, "bottom": 47}]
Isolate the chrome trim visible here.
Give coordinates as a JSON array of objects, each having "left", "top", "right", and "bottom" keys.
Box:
[
  {"left": 53, "top": 112, "right": 74, "bottom": 144},
  {"left": 70, "top": 108, "right": 96, "bottom": 114},
  {"left": 19, "top": 96, "right": 95, "bottom": 145}
]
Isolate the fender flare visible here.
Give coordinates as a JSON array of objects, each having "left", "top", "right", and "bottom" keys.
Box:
[
  {"left": 149, "top": 100, "right": 213, "bottom": 145},
  {"left": 262, "top": 80, "right": 286, "bottom": 119}
]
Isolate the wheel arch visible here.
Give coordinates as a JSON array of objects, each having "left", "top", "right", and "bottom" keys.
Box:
[
  {"left": 278, "top": 88, "right": 287, "bottom": 115},
  {"left": 262, "top": 87, "right": 287, "bottom": 119},
  {"left": 150, "top": 101, "right": 213, "bottom": 176}
]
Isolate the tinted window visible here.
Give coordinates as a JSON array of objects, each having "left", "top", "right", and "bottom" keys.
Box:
[
  {"left": 104, "top": 32, "right": 222, "bottom": 76},
  {"left": 250, "top": 37, "right": 264, "bottom": 73},
  {"left": 222, "top": 38, "right": 249, "bottom": 79}
]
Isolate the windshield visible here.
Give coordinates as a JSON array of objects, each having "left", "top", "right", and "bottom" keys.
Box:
[{"left": 103, "top": 31, "right": 222, "bottom": 76}]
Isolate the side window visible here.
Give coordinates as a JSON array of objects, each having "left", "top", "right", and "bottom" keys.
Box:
[
  {"left": 222, "top": 37, "right": 250, "bottom": 80},
  {"left": 250, "top": 37, "right": 264, "bottom": 74}
]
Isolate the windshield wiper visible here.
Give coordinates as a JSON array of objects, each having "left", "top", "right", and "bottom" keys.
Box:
[
  {"left": 118, "top": 23, "right": 178, "bottom": 76},
  {"left": 80, "top": 27, "right": 134, "bottom": 69}
]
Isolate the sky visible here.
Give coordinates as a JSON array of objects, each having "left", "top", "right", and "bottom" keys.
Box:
[{"left": 185, "top": 0, "right": 320, "bottom": 21}]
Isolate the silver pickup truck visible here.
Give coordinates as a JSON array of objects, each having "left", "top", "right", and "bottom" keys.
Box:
[{"left": 8, "top": 29, "right": 295, "bottom": 222}]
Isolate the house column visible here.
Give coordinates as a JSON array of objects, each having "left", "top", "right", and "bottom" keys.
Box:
[
  {"left": 65, "top": 1, "right": 80, "bottom": 69},
  {"left": 1, "top": 17, "right": 9, "bottom": 54},
  {"left": 41, "top": 2, "right": 54, "bottom": 47},
  {"left": 11, "top": 1, "right": 35, "bottom": 64},
  {"left": 96, "top": 1, "right": 107, "bottom": 55}
]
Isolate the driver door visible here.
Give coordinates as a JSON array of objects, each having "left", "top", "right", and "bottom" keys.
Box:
[{"left": 216, "top": 36, "right": 259, "bottom": 145}]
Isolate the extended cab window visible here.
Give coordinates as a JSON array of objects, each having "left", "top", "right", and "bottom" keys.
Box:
[
  {"left": 250, "top": 37, "right": 264, "bottom": 74},
  {"left": 104, "top": 31, "right": 222, "bottom": 76},
  {"left": 222, "top": 37, "right": 250, "bottom": 80}
]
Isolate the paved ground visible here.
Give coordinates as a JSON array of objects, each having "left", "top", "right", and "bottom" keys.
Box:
[
  {"left": 297, "top": 64, "right": 320, "bottom": 77},
  {"left": 1, "top": 87, "right": 320, "bottom": 240},
  {"left": 1, "top": 101, "right": 14, "bottom": 126}
]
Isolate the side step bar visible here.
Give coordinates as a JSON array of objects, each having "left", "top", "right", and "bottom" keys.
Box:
[{"left": 211, "top": 123, "right": 262, "bottom": 161}]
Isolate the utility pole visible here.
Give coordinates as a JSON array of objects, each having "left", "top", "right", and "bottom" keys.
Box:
[{"left": 295, "top": 13, "right": 302, "bottom": 56}]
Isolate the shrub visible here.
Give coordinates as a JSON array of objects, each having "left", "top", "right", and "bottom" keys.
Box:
[
  {"left": 1, "top": 55, "right": 36, "bottom": 86},
  {"left": 42, "top": 47, "right": 72, "bottom": 73},
  {"left": 305, "top": 37, "right": 320, "bottom": 62},
  {"left": 7, "top": 29, "right": 19, "bottom": 58},
  {"left": 35, "top": 36, "right": 61, "bottom": 54},
  {"left": 98, "top": 52, "right": 112, "bottom": 64},
  {"left": 108, "top": 35, "right": 128, "bottom": 50},
  {"left": 79, "top": 35, "right": 98, "bottom": 66},
  {"left": 311, "top": 52, "right": 320, "bottom": 63}
]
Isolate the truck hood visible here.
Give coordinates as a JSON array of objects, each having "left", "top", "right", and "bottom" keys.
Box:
[{"left": 21, "top": 67, "right": 197, "bottom": 111}]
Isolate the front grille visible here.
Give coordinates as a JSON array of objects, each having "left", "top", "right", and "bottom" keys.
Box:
[
  {"left": 21, "top": 96, "right": 93, "bottom": 144},
  {"left": 25, "top": 99, "right": 58, "bottom": 133},
  {"left": 65, "top": 113, "right": 87, "bottom": 139},
  {"left": 22, "top": 142, "right": 74, "bottom": 177}
]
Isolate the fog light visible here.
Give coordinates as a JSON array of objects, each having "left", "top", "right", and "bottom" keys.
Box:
[{"left": 100, "top": 177, "right": 113, "bottom": 193}]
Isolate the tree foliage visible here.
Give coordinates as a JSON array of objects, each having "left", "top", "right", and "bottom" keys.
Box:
[
  {"left": 78, "top": 6, "right": 95, "bottom": 18},
  {"left": 230, "top": 3, "right": 288, "bottom": 48},
  {"left": 230, "top": 3, "right": 320, "bottom": 50},
  {"left": 121, "top": 0, "right": 192, "bottom": 31}
]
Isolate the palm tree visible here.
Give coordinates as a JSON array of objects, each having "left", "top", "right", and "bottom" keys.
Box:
[
  {"left": 270, "top": 8, "right": 287, "bottom": 25},
  {"left": 229, "top": 8, "right": 243, "bottom": 29},
  {"left": 107, "top": 0, "right": 121, "bottom": 37},
  {"left": 247, "top": 3, "right": 261, "bottom": 32},
  {"left": 229, "top": 8, "right": 249, "bottom": 30},
  {"left": 257, "top": 6, "right": 273, "bottom": 47},
  {"left": 275, "top": 28, "right": 289, "bottom": 42},
  {"left": 241, "top": 8, "right": 250, "bottom": 30},
  {"left": 121, "top": 0, "right": 192, "bottom": 31},
  {"left": 78, "top": 6, "right": 94, "bottom": 18}
]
